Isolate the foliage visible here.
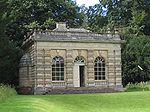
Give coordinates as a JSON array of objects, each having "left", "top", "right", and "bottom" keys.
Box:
[
  {"left": 122, "top": 35, "right": 150, "bottom": 86},
  {"left": 125, "top": 82, "right": 150, "bottom": 92},
  {"left": 0, "top": 0, "right": 84, "bottom": 86},
  {"left": 0, "top": 92, "right": 150, "bottom": 112},
  {"left": 0, "top": 0, "right": 150, "bottom": 86},
  {"left": 0, "top": 36, "right": 22, "bottom": 85},
  {"left": 86, "top": 0, "right": 150, "bottom": 35},
  {"left": 0, "top": 84, "right": 17, "bottom": 102},
  {"left": 4, "top": 0, "right": 85, "bottom": 46},
  {"left": 86, "top": 0, "right": 150, "bottom": 85},
  {"left": 0, "top": 0, "right": 22, "bottom": 85},
  {"left": 86, "top": 4, "right": 108, "bottom": 32}
]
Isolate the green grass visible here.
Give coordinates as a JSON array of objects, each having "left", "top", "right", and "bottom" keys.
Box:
[
  {"left": 125, "top": 82, "right": 150, "bottom": 92},
  {"left": 0, "top": 84, "right": 17, "bottom": 102},
  {"left": 1, "top": 91, "right": 150, "bottom": 112}
]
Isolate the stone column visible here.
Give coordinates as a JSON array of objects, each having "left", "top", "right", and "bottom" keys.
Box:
[
  {"left": 114, "top": 49, "right": 122, "bottom": 90},
  {"left": 87, "top": 50, "right": 95, "bottom": 87},
  {"left": 44, "top": 49, "right": 52, "bottom": 88},
  {"left": 66, "top": 49, "right": 74, "bottom": 87},
  {"left": 107, "top": 50, "right": 116, "bottom": 87},
  {"left": 36, "top": 49, "right": 45, "bottom": 88},
  {"left": 28, "top": 44, "right": 36, "bottom": 87}
]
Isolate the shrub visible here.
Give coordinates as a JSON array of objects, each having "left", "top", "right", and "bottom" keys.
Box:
[
  {"left": 0, "top": 84, "right": 17, "bottom": 102},
  {"left": 125, "top": 82, "right": 150, "bottom": 92}
]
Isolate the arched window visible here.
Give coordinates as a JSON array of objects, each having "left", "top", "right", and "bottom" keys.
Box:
[
  {"left": 20, "top": 53, "right": 32, "bottom": 66},
  {"left": 94, "top": 57, "right": 105, "bottom": 80},
  {"left": 74, "top": 56, "right": 85, "bottom": 63},
  {"left": 52, "top": 56, "right": 64, "bottom": 81}
]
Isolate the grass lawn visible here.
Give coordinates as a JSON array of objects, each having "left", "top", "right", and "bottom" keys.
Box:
[{"left": 0, "top": 91, "right": 150, "bottom": 112}]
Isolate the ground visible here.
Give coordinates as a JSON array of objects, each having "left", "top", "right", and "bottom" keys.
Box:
[{"left": 0, "top": 91, "right": 150, "bottom": 112}]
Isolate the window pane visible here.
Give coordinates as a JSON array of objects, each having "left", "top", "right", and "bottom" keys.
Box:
[
  {"left": 98, "top": 63, "right": 101, "bottom": 67},
  {"left": 98, "top": 67, "right": 101, "bottom": 71},
  {"left": 102, "top": 63, "right": 105, "bottom": 67},
  {"left": 98, "top": 76, "right": 101, "bottom": 80},
  {"left": 95, "top": 76, "right": 97, "bottom": 80},
  {"left": 52, "top": 72, "right": 55, "bottom": 76},
  {"left": 56, "top": 77, "right": 59, "bottom": 81},
  {"left": 61, "top": 63, "right": 64, "bottom": 67},
  {"left": 55, "top": 72, "right": 58, "bottom": 77},
  {"left": 102, "top": 72, "right": 105, "bottom": 76},
  {"left": 102, "top": 76, "right": 105, "bottom": 80},
  {"left": 52, "top": 77, "right": 55, "bottom": 81},
  {"left": 102, "top": 67, "right": 105, "bottom": 71},
  {"left": 56, "top": 63, "right": 59, "bottom": 67},
  {"left": 61, "top": 67, "right": 64, "bottom": 71},
  {"left": 61, "top": 76, "right": 64, "bottom": 80},
  {"left": 55, "top": 67, "right": 59, "bottom": 71},
  {"left": 94, "top": 67, "right": 97, "bottom": 72},
  {"left": 52, "top": 67, "right": 55, "bottom": 71}
]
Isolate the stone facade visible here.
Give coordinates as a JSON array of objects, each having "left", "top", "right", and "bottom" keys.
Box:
[{"left": 19, "top": 23, "right": 124, "bottom": 94}]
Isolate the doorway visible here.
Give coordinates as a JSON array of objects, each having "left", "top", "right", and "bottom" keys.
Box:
[
  {"left": 73, "top": 64, "right": 85, "bottom": 87},
  {"left": 73, "top": 56, "right": 85, "bottom": 87},
  {"left": 79, "top": 66, "right": 85, "bottom": 87}
]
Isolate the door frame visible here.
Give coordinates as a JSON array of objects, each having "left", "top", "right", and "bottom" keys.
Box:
[{"left": 73, "top": 63, "right": 85, "bottom": 87}]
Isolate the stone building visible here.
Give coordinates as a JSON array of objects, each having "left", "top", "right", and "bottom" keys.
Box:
[{"left": 19, "top": 23, "right": 124, "bottom": 94}]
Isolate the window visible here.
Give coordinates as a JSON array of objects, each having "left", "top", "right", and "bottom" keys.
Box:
[
  {"left": 74, "top": 56, "right": 85, "bottom": 63},
  {"left": 20, "top": 53, "right": 32, "bottom": 66},
  {"left": 52, "top": 56, "right": 64, "bottom": 81},
  {"left": 94, "top": 57, "right": 105, "bottom": 80}
]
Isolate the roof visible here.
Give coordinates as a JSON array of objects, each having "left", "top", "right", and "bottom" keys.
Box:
[
  {"left": 34, "top": 30, "right": 121, "bottom": 41},
  {"left": 22, "top": 23, "right": 124, "bottom": 47}
]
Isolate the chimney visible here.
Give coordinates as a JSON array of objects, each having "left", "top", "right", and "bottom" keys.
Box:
[{"left": 56, "top": 22, "right": 67, "bottom": 30}]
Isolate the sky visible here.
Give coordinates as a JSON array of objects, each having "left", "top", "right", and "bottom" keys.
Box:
[{"left": 75, "top": 0, "right": 100, "bottom": 7}]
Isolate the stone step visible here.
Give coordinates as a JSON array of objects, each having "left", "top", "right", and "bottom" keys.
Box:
[
  {"left": 18, "top": 87, "right": 123, "bottom": 95},
  {"left": 37, "top": 87, "right": 122, "bottom": 95}
]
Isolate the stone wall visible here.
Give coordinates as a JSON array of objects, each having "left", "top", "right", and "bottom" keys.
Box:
[
  {"left": 34, "top": 41, "right": 122, "bottom": 90},
  {"left": 19, "top": 40, "right": 122, "bottom": 94},
  {"left": 19, "top": 43, "right": 36, "bottom": 87}
]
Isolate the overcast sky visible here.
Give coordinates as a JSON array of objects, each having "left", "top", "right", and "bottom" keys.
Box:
[{"left": 75, "top": 0, "right": 100, "bottom": 7}]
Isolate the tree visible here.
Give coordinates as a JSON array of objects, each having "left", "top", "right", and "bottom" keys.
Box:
[
  {"left": 1, "top": 0, "right": 150, "bottom": 86},
  {"left": 85, "top": 0, "right": 150, "bottom": 86},
  {"left": 0, "top": 36, "right": 22, "bottom": 85},
  {"left": 0, "top": 0, "right": 22, "bottom": 85},
  {"left": 122, "top": 35, "right": 150, "bottom": 86},
  {"left": 0, "top": 0, "right": 85, "bottom": 85},
  {"left": 4, "top": 0, "right": 84, "bottom": 46},
  {"left": 86, "top": 3, "right": 108, "bottom": 32}
]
